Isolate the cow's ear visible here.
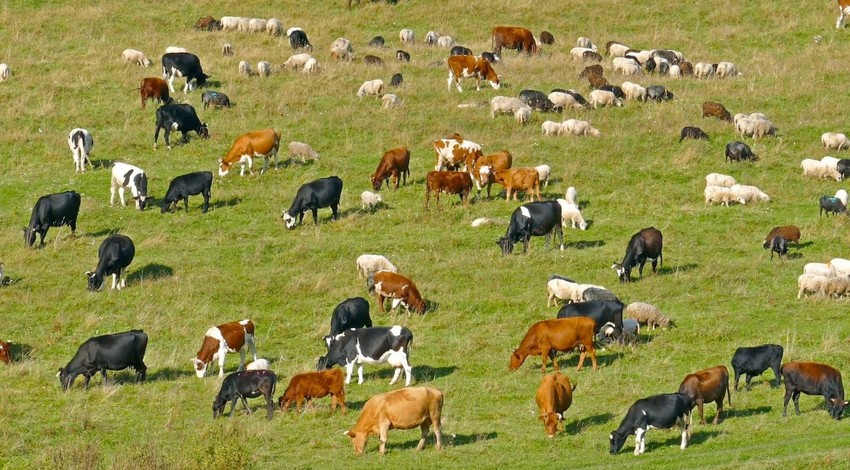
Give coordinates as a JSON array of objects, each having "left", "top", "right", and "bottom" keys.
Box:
[
  {"left": 84, "top": 271, "right": 94, "bottom": 277},
  {"left": 56, "top": 369, "right": 62, "bottom": 377},
  {"left": 556, "top": 413, "right": 564, "bottom": 421}
]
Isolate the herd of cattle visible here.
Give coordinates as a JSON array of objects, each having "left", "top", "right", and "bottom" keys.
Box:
[{"left": 5, "top": 10, "right": 850, "bottom": 457}]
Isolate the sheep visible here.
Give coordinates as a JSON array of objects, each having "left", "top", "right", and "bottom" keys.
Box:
[
  {"left": 288, "top": 141, "right": 320, "bottom": 163},
  {"left": 390, "top": 73, "right": 403, "bottom": 87},
  {"left": 620, "top": 81, "right": 646, "bottom": 101},
  {"left": 797, "top": 273, "right": 829, "bottom": 299},
  {"left": 286, "top": 27, "right": 303, "bottom": 37},
  {"left": 570, "top": 47, "right": 596, "bottom": 61},
  {"left": 238, "top": 60, "right": 253, "bottom": 77},
  {"left": 588, "top": 90, "right": 623, "bottom": 108},
  {"left": 542, "top": 121, "right": 563, "bottom": 136},
  {"left": 668, "top": 64, "right": 682, "bottom": 78},
  {"left": 357, "top": 79, "right": 384, "bottom": 98},
  {"left": 824, "top": 277, "right": 850, "bottom": 298},
  {"left": 0, "top": 63, "right": 10, "bottom": 82},
  {"left": 222, "top": 43, "right": 234, "bottom": 56},
  {"left": 613, "top": 57, "right": 642, "bottom": 76},
  {"left": 836, "top": 189, "right": 848, "bottom": 207},
  {"left": 680, "top": 61, "right": 694, "bottom": 76},
  {"left": 424, "top": 31, "right": 440, "bottom": 45},
  {"left": 578, "top": 64, "right": 604, "bottom": 79},
  {"left": 829, "top": 258, "right": 850, "bottom": 277},
  {"left": 820, "top": 195, "right": 847, "bottom": 217},
  {"left": 576, "top": 37, "right": 597, "bottom": 52},
  {"left": 821, "top": 156, "right": 840, "bottom": 170},
  {"left": 624, "top": 302, "right": 672, "bottom": 329},
  {"left": 628, "top": 50, "right": 653, "bottom": 64},
  {"left": 705, "top": 173, "right": 736, "bottom": 188},
  {"left": 491, "top": 96, "right": 530, "bottom": 118},
  {"left": 471, "top": 217, "right": 497, "bottom": 227},
  {"left": 561, "top": 119, "right": 600, "bottom": 137},
  {"left": 356, "top": 254, "right": 398, "bottom": 278},
  {"left": 436, "top": 36, "right": 455, "bottom": 48},
  {"left": 237, "top": 17, "right": 251, "bottom": 32},
  {"left": 248, "top": 18, "right": 267, "bottom": 33},
  {"left": 381, "top": 93, "right": 401, "bottom": 109},
  {"left": 257, "top": 61, "right": 271, "bottom": 77},
  {"left": 606, "top": 41, "right": 631, "bottom": 57},
  {"left": 266, "top": 18, "right": 283, "bottom": 36},
  {"left": 302, "top": 58, "right": 319, "bottom": 75},
  {"left": 587, "top": 74, "right": 609, "bottom": 90},
  {"left": 246, "top": 359, "right": 271, "bottom": 370},
  {"left": 220, "top": 16, "right": 240, "bottom": 30},
  {"left": 715, "top": 62, "right": 742, "bottom": 77},
  {"left": 515, "top": 107, "right": 531, "bottom": 125},
  {"left": 361, "top": 191, "right": 383, "bottom": 210},
  {"left": 399, "top": 29, "right": 415, "bottom": 44},
  {"left": 763, "top": 226, "right": 801, "bottom": 248},
  {"left": 582, "top": 287, "right": 620, "bottom": 303},
  {"left": 704, "top": 185, "right": 736, "bottom": 206},
  {"left": 165, "top": 46, "right": 187, "bottom": 53},
  {"left": 283, "top": 53, "right": 313, "bottom": 70},
  {"left": 556, "top": 199, "right": 588, "bottom": 230},
  {"left": 601, "top": 319, "right": 640, "bottom": 344},
  {"left": 121, "top": 49, "right": 152, "bottom": 67},
  {"left": 535, "top": 165, "right": 551, "bottom": 188},
  {"left": 753, "top": 118, "right": 778, "bottom": 138},
  {"left": 564, "top": 187, "right": 578, "bottom": 205},
  {"left": 768, "top": 236, "right": 788, "bottom": 260},
  {"left": 801, "top": 159, "right": 841, "bottom": 181},
  {"left": 729, "top": 184, "right": 769, "bottom": 204},
  {"left": 332, "top": 38, "right": 354, "bottom": 52},
  {"left": 822, "top": 132, "right": 850, "bottom": 150},
  {"left": 694, "top": 62, "right": 715, "bottom": 78},
  {"left": 803, "top": 262, "right": 836, "bottom": 278},
  {"left": 330, "top": 47, "right": 355, "bottom": 62},
  {"left": 548, "top": 92, "right": 585, "bottom": 110},
  {"left": 546, "top": 278, "right": 582, "bottom": 306}
]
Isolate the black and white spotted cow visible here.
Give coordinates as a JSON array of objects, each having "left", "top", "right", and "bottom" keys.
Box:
[
  {"left": 609, "top": 393, "right": 694, "bottom": 455},
  {"left": 110, "top": 162, "right": 149, "bottom": 210},
  {"left": 67, "top": 128, "right": 94, "bottom": 173},
  {"left": 316, "top": 326, "right": 413, "bottom": 386},
  {"left": 161, "top": 52, "right": 209, "bottom": 94}
]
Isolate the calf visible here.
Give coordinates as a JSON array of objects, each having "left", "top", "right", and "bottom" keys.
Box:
[
  {"left": 536, "top": 372, "right": 576, "bottom": 437},
  {"left": 731, "top": 344, "right": 783, "bottom": 390},
  {"left": 317, "top": 325, "right": 414, "bottom": 386},
  {"left": 0, "top": 339, "right": 10, "bottom": 365},
  {"left": 110, "top": 162, "right": 149, "bottom": 210},
  {"left": 161, "top": 171, "right": 212, "bottom": 213},
  {"left": 218, "top": 128, "right": 281, "bottom": 177},
  {"left": 820, "top": 195, "right": 847, "bottom": 217},
  {"left": 491, "top": 26, "right": 539, "bottom": 55},
  {"left": 24, "top": 191, "right": 81, "bottom": 248},
  {"left": 326, "top": 297, "right": 373, "bottom": 342},
  {"left": 612, "top": 227, "right": 663, "bottom": 282},
  {"left": 201, "top": 90, "right": 231, "bottom": 109},
  {"left": 609, "top": 393, "right": 693, "bottom": 455},
  {"left": 782, "top": 361, "right": 849, "bottom": 419},
  {"left": 725, "top": 141, "right": 758, "bottom": 162},
  {"left": 67, "top": 128, "right": 93, "bottom": 173},
  {"left": 473, "top": 150, "right": 513, "bottom": 198},
  {"left": 372, "top": 271, "right": 426, "bottom": 314},
  {"left": 57, "top": 330, "right": 147, "bottom": 390},
  {"left": 86, "top": 234, "right": 135, "bottom": 291},
  {"left": 153, "top": 103, "right": 209, "bottom": 149},
  {"left": 768, "top": 235, "right": 788, "bottom": 260},
  {"left": 278, "top": 368, "right": 346, "bottom": 413},
  {"left": 138, "top": 77, "right": 172, "bottom": 110},
  {"left": 492, "top": 167, "right": 541, "bottom": 202},
  {"left": 213, "top": 370, "right": 277, "bottom": 420},
  {"left": 446, "top": 55, "right": 500, "bottom": 92},
  {"left": 509, "top": 317, "right": 598, "bottom": 373},
  {"left": 432, "top": 136, "right": 483, "bottom": 171},
  {"left": 679, "top": 126, "right": 709, "bottom": 142},
  {"left": 161, "top": 52, "right": 209, "bottom": 93},
  {"left": 557, "top": 300, "right": 625, "bottom": 337},
  {"left": 347, "top": 386, "right": 443, "bottom": 455},
  {"left": 193, "top": 319, "right": 258, "bottom": 378},
  {"left": 424, "top": 171, "right": 473, "bottom": 209},
  {"left": 281, "top": 176, "right": 343, "bottom": 228},
  {"left": 371, "top": 146, "right": 410, "bottom": 190},
  {"left": 678, "top": 365, "right": 731, "bottom": 425},
  {"left": 498, "top": 201, "right": 564, "bottom": 255}
]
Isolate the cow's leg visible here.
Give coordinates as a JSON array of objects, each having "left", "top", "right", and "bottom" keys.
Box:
[
  {"left": 246, "top": 336, "right": 258, "bottom": 362},
  {"left": 714, "top": 398, "right": 723, "bottom": 425},
  {"left": 241, "top": 396, "right": 252, "bottom": 415},
  {"left": 237, "top": 348, "right": 246, "bottom": 371},
  {"left": 100, "top": 369, "right": 108, "bottom": 385},
  {"left": 311, "top": 208, "right": 319, "bottom": 225},
  {"left": 839, "top": 6, "right": 847, "bottom": 29},
  {"left": 357, "top": 365, "right": 365, "bottom": 384},
  {"left": 111, "top": 273, "right": 118, "bottom": 290},
  {"left": 772, "top": 364, "right": 782, "bottom": 387},
  {"left": 261, "top": 156, "right": 269, "bottom": 174},
  {"left": 523, "top": 236, "right": 530, "bottom": 254},
  {"left": 163, "top": 127, "right": 172, "bottom": 149},
  {"left": 447, "top": 73, "right": 453, "bottom": 92},
  {"left": 228, "top": 397, "right": 238, "bottom": 417},
  {"left": 733, "top": 371, "right": 741, "bottom": 391},
  {"left": 416, "top": 419, "right": 431, "bottom": 450},
  {"left": 782, "top": 386, "right": 794, "bottom": 416},
  {"left": 680, "top": 420, "right": 689, "bottom": 449},
  {"left": 556, "top": 225, "right": 564, "bottom": 251},
  {"left": 390, "top": 366, "right": 402, "bottom": 385},
  {"left": 183, "top": 196, "right": 190, "bottom": 212},
  {"left": 343, "top": 362, "right": 354, "bottom": 384},
  {"left": 745, "top": 373, "right": 754, "bottom": 390},
  {"left": 331, "top": 202, "right": 339, "bottom": 220},
  {"left": 475, "top": 77, "right": 481, "bottom": 91},
  {"left": 167, "top": 75, "right": 175, "bottom": 93},
  {"left": 697, "top": 399, "right": 705, "bottom": 425},
  {"left": 793, "top": 391, "right": 802, "bottom": 415},
  {"left": 588, "top": 345, "right": 598, "bottom": 371},
  {"left": 379, "top": 422, "right": 391, "bottom": 454},
  {"left": 201, "top": 190, "right": 210, "bottom": 213},
  {"left": 265, "top": 391, "right": 274, "bottom": 420},
  {"left": 119, "top": 187, "right": 127, "bottom": 206},
  {"left": 634, "top": 428, "right": 644, "bottom": 455},
  {"left": 541, "top": 346, "right": 551, "bottom": 373},
  {"left": 576, "top": 348, "right": 586, "bottom": 371},
  {"left": 218, "top": 351, "right": 227, "bottom": 377}
]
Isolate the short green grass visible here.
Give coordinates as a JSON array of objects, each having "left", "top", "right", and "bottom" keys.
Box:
[{"left": 2, "top": 0, "right": 850, "bottom": 468}]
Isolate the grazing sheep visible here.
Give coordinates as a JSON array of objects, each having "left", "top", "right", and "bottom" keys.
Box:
[
  {"left": 399, "top": 29, "right": 415, "bottom": 44},
  {"left": 694, "top": 62, "right": 715, "bottom": 78},
  {"left": 266, "top": 18, "right": 283, "bottom": 36},
  {"left": 332, "top": 38, "right": 354, "bottom": 52},
  {"left": 768, "top": 236, "right": 788, "bottom": 260},
  {"left": 381, "top": 94, "right": 401, "bottom": 109},
  {"left": 220, "top": 16, "right": 239, "bottom": 31},
  {"left": 576, "top": 37, "right": 596, "bottom": 51},
  {"left": 546, "top": 279, "right": 582, "bottom": 306},
  {"left": 246, "top": 359, "right": 271, "bottom": 370},
  {"left": 222, "top": 43, "right": 234, "bottom": 56},
  {"left": 368, "top": 36, "right": 385, "bottom": 48},
  {"left": 248, "top": 18, "right": 267, "bottom": 33},
  {"left": 613, "top": 57, "right": 642, "bottom": 76},
  {"left": 715, "top": 62, "right": 742, "bottom": 78},
  {"left": 257, "top": 61, "right": 271, "bottom": 77},
  {"left": 804, "top": 262, "right": 836, "bottom": 278},
  {"left": 802, "top": 159, "right": 841, "bottom": 181},
  {"left": 283, "top": 53, "right": 313, "bottom": 70},
  {"left": 836, "top": 189, "right": 848, "bottom": 207},
  {"left": 491, "top": 96, "right": 530, "bottom": 118},
  {"left": 570, "top": 47, "right": 596, "bottom": 61},
  {"left": 561, "top": 119, "right": 601, "bottom": 137},
  {"left": 288, "top": 141, "right": 319, "bottom": 163},
  {"left": 396, "top": 50, "right": 411, "bottom": 62},
  {"left": 548, "top": 92, "right": 585, "bottom": 110},
  {"left": 471, "top": 217, "right": 497, "bottom": 227},
  {"left": 302, "top": 58, "right": 319, "bottom": 75},
  {"left": 825, "top": 277, "right": 850, "bottom": 298},
  {"left": 537, "top": 31, "right": 554, "bottom": 45},
  {"left": 624, "top": 302, "right": 673, "bottom": 329},
  {"left": 797, "top": 273, "right": 829, "bottom": 299},
  {"left": 389, "top": 73, "right": 403, "bottom": 88},
  {"left": 702, "top": 101, "right": 733, "bottom": 122},
  {"left": 587, "top": 74, "right": 609, "bottom": 90},
  {"left": 829, "top": 258, "right": 850, "bottom": 277},
  {"left": 620, "top": 82, "right": 646, "bottom": 101},
  {"left": 556, "top": 199, "right": 588, "bottom": 230},
  {"left": 165, "top": 46, "right": 187, "bottom": 53},
  {"left": 361, "top": 191, "right": 383, "bottom": 210},
  {"left": 364, "top": 55, "right": 384, "bottom": 66},
  {"left": 588, "top": 90, "right": 622, "bottom": 108},
  {"left": 821, "top": 156, "right": 840, "bottom": 171},
  {"left": 705, "top": 173, "right": 736, "bottom": 188},
  {"left": 535, "top": 165, "right": 551, "bottom": 188},
  {"left": 668, "top": 65, "right": 682, "bottom": 78},
  {"left": 578, "top": 64, "right": 603, "bottom": 78},
  {"left": 679, "top": 126, "right": 709, "bottom": 142},
  {"left": 679, "top": 61, "right": 694, "bottom": 76},
  {"left": 542, "top": 121, "right": 563, "bottom": 136},
  {"left": 515, "top": 107, "right": 531, "bottom": 125},
  {"left": 564, "top": 187, "right": 578, "bottom": 205},
  {"left": 822, "top": 132, "right": 850, "bottom": 150},
  {"left": 122, "top": 49, "right": 152, "bottom": 67},
  {"left": 356, "top": 254, "right": 398, "bottom": 278},
  {"left": 0, "top": 63, "right": 11, "bottom": 82},
  {"left": 763, "top": 226, "right": 801, "bottom": 249},
  {"left": 621, "top": 319, "right": 640, "bottom": 344},
  {"left": 704, "top": 185, "right": 736, "bottom": 206},
  {"left": 425, "top": 31, "right": 441, "bottom": 46},
  {"left": 436, "top": 36, "right": 455, "bottom": 48},
  {"left": 646, "top": 85, "right": 674, "bottom": 101},
  {"left": 730, "top": 184, "right": 769, "bottom": 204},
  {"left": 238, "top": 60, "right": 253, "bottom": 77},
  {"left": 819, "top": 195, "right": 847, "bottom": 217},
  {"left": 582, "top": 287, "right": 620, "bottom": 303},
  {"left": 357, "top": 79, "right": 385, "bottom": 98},
  {"left": 725, "top": 141, "right": 758, "bottom": 163},
  {"left": 329, "top": 47, "right": 353, "bottom": 61},
  {"left": 606, "top": 41, "right": 631, "bottom": 57}
]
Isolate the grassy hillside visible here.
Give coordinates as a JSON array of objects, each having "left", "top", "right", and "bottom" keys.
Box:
[{"left": 2, "top": 0, "right": 850, "bottom": 468}]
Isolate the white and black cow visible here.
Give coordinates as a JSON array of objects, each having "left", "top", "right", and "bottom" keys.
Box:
[
  {"left": 212, "top": 370, "right": 277, "bottom": 420},
  {"left": 110, "top": 162, "right": 149, "bottom": 210},
  {"left": 282, "top": 176, "right": 343, "bottom": 229},
  {"left": 67, "top": 128, "right": 94, "bottom": 173},
  {"left": 161, "top": 52, "right": 209, "bottom": 93},
  {"left": 326, "top": 297, "right": 373, "bottom": 345},
  {"left": 161, "top": 171, "right": 212, "bottom": 214},
  {"left": 557, "top": 300, "right": 625, "bottom": 336},
  {"left": 86, "top": 234, "right": 135, "bottom": 291},
  {"left": 612, "top": 227, "right": 663, "bottom": 282},
  {"left": 731, "top": 344, "right": 783, "bottom": 391},
  {"left": 57, "top": 329, "right": 147, "bottom": 390},
  {"left": 153, "top": 103, "right": 209, "bottom": 149},
  {"left": 316, "top": 325, "right": 413, "bottom": 386},
  {"left": 609, "top": 393, "right": 694, "bottom": 455},
  {"left": 498, "top": 201, "right": 564, "bottom": 255},
  {"left": 24, "top": 191, "right": 81, "bottom": 248}
]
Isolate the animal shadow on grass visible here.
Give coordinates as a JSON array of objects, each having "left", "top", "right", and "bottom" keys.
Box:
[
  {"left": 204, "top": 80, "right": 223, "bottom": 88},
  {"left": 727, "top": 405, "right": 772, "bottom": 419},
  {"left": 10, "top": 342, "right": 33, "bottom": 361},
  {"left": 147, "top": 367, "right": 196, "bottom": 382},
  {"left": 86, "top": 227, "right": 120, "bottom": 238},
  {"left": 414, "top": 365, "right": 458, "bottom": 383},
  {"left": 127, "top": 263, "right": 174, "bottom": 284},
  {"left": 563, "top": 239, "right": 604, "bottom": 250},
  {"left": 90, "top": 159, "right": 113, "bottom": 169},
  {"left": 657, "top": 263, "right": 698, "bottom": 276},
  {"left": 282, "top": 157, "right": 317, "bottom": 168},
  {"left": 651, "top": 430, "right": 721, "bottom": 452},
  {"left": 553, "top": 350, "right": 623, "bottom": 369},
  {"left": 389, "top": 432, "right": 497, "bottom": 451},
  {"left": 564, "top": 412, "right": 615, "bottom": 435},
  {"left": 794, "top": 241, "right": 814, "bottom": 250},
  {"left": 210, "top": 197, "right": 242, "bottom": 210}
]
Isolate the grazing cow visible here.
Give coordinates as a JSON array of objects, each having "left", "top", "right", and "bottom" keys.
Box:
[
  {"left": 609, "top": 393, "right": 693, "bottom": 455},
  {"left": 24, "top": 191, "right": 81, "bottom": 248},
  {"left": 317, "top": 325, "right": 414, "bottom": 386},
  {"left": 446, "top": 55, "right": 501, "bottom": 92},
  {"left": 0, "top": 340, "right": 10, "bottom": 365},
  {"left": 820, "top": 195, "right": 847, "bottom": 217},
  {"left": 509, "top": 317, "right": 598, "bottom": 372},
  {"left": 138, "top": 77, "right": 172, "bottom": 110},
  {"left": 731, "top": 344, "right": 783, "bottom": 391},
  {"left": 536, "top": 372, "right": 576, "bottom": 437},
  {"left": 281, "top": 176, "right": 344, "bottom": 228},
  {"left": 289, "top": 29, "right": 312, "bottom": 51},
  {"left": 498, "top": 201, "right": 564, "bottom": 255},
  {"left": 57, "top": 330, "right": 147, "bottom": 390},
  {"left": 763, "top": 226, "right": 801, "bottom": 248},
  {"left": 472, "top": 150, "right": 513, "bottom": 198},
  {"left": 218, "top": 128, "right": 281, "bottom": 177},
  {"left": 424, "top": 171, "right": 473, "bottom": 209},
  {"left": 67, "top": 128, "right": 93, "bottom": 173},
  {"left": 110, "top": 162, "right": 149, "bottom": 210},
  {"left": 161, "top": 52, "right": 209, "bottom": 93},
  {"left": 371, "top": 146, "right": 410, "bottom": 190},
  {"left": 725, "top": 141, "right": 758, "bottom": 162},
  {"left": 213, "top": 370, "right": 277, "bottom": 420},
  {"left": 491, "top": 26, "right": 539, "bottom": 55},
  {"left": 279, "top": 368, "right": 346, "bottom": 413},
  {"left": 678, "top": 366, "right": 731, "bottom": 425},
  {"left": 769, "top": 236, "right": 788, "bottom": 260},
  {"left": 611, "top": 227, "right": 663, "bottom": 282},
  {"left": 702, "top": 101, "right": 732, "bottom": 122},
  {"left": 153, "top": 103, "right": 208, "bottom": 149},
  {"left": 326, "top": 297, "right": 373, "bottom": 342},
  {"left": 557, "top": 300, "right": 625, "bottom": 337},
  {"left": 372, "top": 271, "right": 426, "bottom": 314},
  {"left": 347, "top": 386, "right": 443, "bottom": 455},
  {"left": 161, "top": 171, "right": 212, "bottom": 213},
  {"left": 86, "top": 234, "right": 135, "bottom": 291},
  {"left": 492, "top": 167, "right": 541, "bottom": 202},
  {"left": 782, "top": 361, "right": 849, "bottom": 419},
  {"left": 201, "top": 90, "right": 231, "bottom": 109},
  {"left": 432, "top": 136, "right": 482, "bottom": 171},
  {"left": 679, "top": 126, "right": 709, "bottom": 142},
  {"left": 193, "top": 319, "right": 258, "bottom": 378},
  {"left": 838, "top": 0, "right": 850, "bottom": 28}
]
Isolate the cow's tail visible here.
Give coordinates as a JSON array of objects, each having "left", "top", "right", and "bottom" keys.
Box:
[
  {"left": 130, "top": 87, "right": 141, "bottom": 92},
  {"left": 726, "top": 374, "right": 732, "bottom": 406}
]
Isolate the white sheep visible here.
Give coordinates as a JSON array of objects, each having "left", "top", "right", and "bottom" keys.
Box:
[
  {"left": 515, "top": 107, "right": 531, "bottom": 125},
  {"left": 565, "top": 187, "right": 578, "bottom": 205},
  {"left": 331, "top": 38, "right": 354, "bottom": 52},
  {"left": 361, "top": 191, "right": 383, "bottom": 210},
  {"left": 222, "top": 43, "right": 233, "bottom": 56},
  {"left": 436, "top": 35, "right": 455, "bottom": 48},
  {"left": 668, "top": 64, "right": 682, "bottom": 78},
  {"left": 629, "top": 50, "right": 652, "bottom": 63},
  {"left": 836, "top": 189, "right": 848, "bottom": 207},
  {"left": 801, "top": 159, "right": 841, "bottom": 181},
  {"left": 399, "top": 29, "right": 415, "bottom": 44},
  {"left": 613, "top": 57, "right": 641, "bottom": 75},
  {"left": 705, "top": 173, "right": 736, "bottom": 188},
  {"left": 381, "top": 94, "right": 402, "bottom": 109},
  {"left": 357, "top": 79, "right": 385, "bottom": 98},
  {"left": 165, "top": 46, "right": 187, "bottom": 53},
  {"left": 824, "top": 277, "right": 850, "bottom": 298},
  {"left": 288, "top": 141, "right": 320, "bottom": 163},
  {"left": 556, "top": 199, "right": 588, "bottom": 230},
  {"left": 220, "top": 16, "right": 240, "bottom": 31},
  {"left": 0, "top": 63, "right": 10, "bottom": 82},
  {"left": 548, "top": 92, "right": 584, "bottom": 110},
  {"left": 471, "top": 217, "right": 497, "bottom": 227},
  {"left": 620, "top": 81, "right": 646, "bottom": 101},
  {"left": 121, "top": 49, "right": 152, "bottom": 67},
  {"left": 821, "top": 156, "right": 840, "bottom": 170},
  {"left": 576, "top": 37, "right": 597, "bottom": 52},
  {"left": 753, "top": 118, "right": 777, "bottom": 138},
  {"left": 570, "top": 47, "right": 596, "bottom": 61},
  {"left": 704, "top": 185, "right": 735, "bottom": 206},
  {"left": 546, "top": 278, "right": 582, "bottom": 306},
  {"left": 829, "top": 258, "right": 850, "bottom": 277},
  {"left": 248, "top": 18, "right": 267, "bottom": 33},
  {"left": 715, "top": 61, "right": 742, "bottom": 78},
  {"left": 607, "top": 42, "right": 631, "bottom": 57},
  {"left": 622, "top": 319, "right": 640, "bottom": 343},
  {"left": 246, "top": 359, "right": 270, "bottom": 370},
  {"left": 330, "top": 47, "right": 355, "bottom": 62},
  {"left": 490, "top": 96, "right": 529, "bottom": 118},
  {"left": 624, "top": 302, "right": 672, "bottom": 329},
  {"left": 694, "top": 62, "right": 715, "bottom": 78},
  {"left": 237, "top": 17, "right": 251, "bottom": 32},
  {"left": 302, "top": 58, "right": 319, "bottom": 74},
  {"left": 804, "top": 262, "right": 836, "bottom": 278},
  {"left": 356, "top": 254, "right": 398, "bottom": 278},
  {"left": 798, "top": 273, "right": 829, "bottom": 299},
  {"left": 542, "top": 121, "right": 563, "bottom": 136},
  {"left": 535, "top": 165, "right": 551, "bottom": 188},
  {"left": 822, "top": 132, "right": 850, "bottom": 150},
  {"left": 730, "top": 184, "right": 770, "bottom": 204},
  {"left": 562, "top": 119, "right": 601, "bottom": 137},
  {"left": 266, "top": 18, "right": 283, "bottom": 36},
  {"left": 257, "top": 61, "right": 271, "bottom": 77},
  {"left": 283, "top": 53, "right": 313, "bottom": 69},
  {"left": 588, "top": 89, "right": 623, "bottom": 108},
  {"left": 238, "top": 60, "right": 253, "bottom": 77}
]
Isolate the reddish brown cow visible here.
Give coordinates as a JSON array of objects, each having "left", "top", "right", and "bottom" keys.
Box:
[
  {"left": 509, "top": 317, "right": 598, "bottom": 373},
  {"left": 491, "top": 26, "right": 539, "bottom": 55},
  {"left": 447, "top": 55, "right": 501, "bottom": 93},
  {"left": 678, "top": 365, "right": 731, "bottom": 425},
  {"left": 371, "top": 146, "right": 410, "bottom": 191},
  {"left": 193, "top": 319, "right": 258, "bottom": 378},
  {"left": 278, "top": 368, "right": 346, "bottom": 413},
  {"left": 0, "top": 339, "right": 11, "bottom": 365},
  {"left": 472, "top": 150, "right": 513, "bottom": 198},
  {"left": 218, "top": 128, "right": 281, "bottom": 177},
  {"left": 782, "top": 361, "right": 849, "bottom": 419},
  {"left": 763, "top": 225, "right": 801, "bottom": 247},
  {"left": 536, "top": 372, "right": 576, "bottom": 437},
  {"left": 372, "top": 271, "right": 426, "bottom": 314},
  {"left": 492, "top": 167, "right": 540, "bottom": 202},
  {"left": 425, "top": 171, "right": 473, "bottom": 209},
  {"left": 138, "top": 77, "right": 172, "bottom": 110}
]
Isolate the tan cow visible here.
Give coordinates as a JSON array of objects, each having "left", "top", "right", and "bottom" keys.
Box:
[
  {"left": 433, "top": 136, "right": 482, "bottom": 171},
  {"left": 492, "top": 167, "right": 541, "bottom": 202},
  {"left": 509, "top": 317, "right": 598, "bottom": 373},
  {"left": 678, "top": 365, "right": 731, "bottom": 425},
  {"left": 218, "top": 128, "right": 281, "bottom": 177},
  {"left": 371, "top": 146, "right": 410, "bottom": 190},
  {"left": 472, "top": 150, "right": 513, "bottom": 198},
  {"left": 536, "top": 372, "right": 576, "bottom": 437}
]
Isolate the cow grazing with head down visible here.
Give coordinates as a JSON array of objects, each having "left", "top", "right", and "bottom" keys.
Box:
[
  {"left": 0, "top": 340, "right": 10, "bottom": 365},
  {"left": 213, "top": 370, "right": 277, "bottom": 420},
  {"left": 218, "top": 128, "right": 281, "bottom": 177},
  {"left": 424, "top": 171, "right": 473, "bottom": 209},
  {"left": 371, "top": 146, "right": 410, "bottom": 190},
  {"left": 446, "top": 55, "right": 500, "bottom": 92},
  {"left": 57, "top": 330, "right": 147, "bottom": 390},
  {"left": 153, "top": 103, "right": 208, "bottom": 149},
  {"left": 499, "top": 201, "right": 564, "bottom": 255},
  {"left": 278, "top": 368, "right": 346, "bottom": 413},
  {"left": 138, "top": 77, "right": 172, "bottom": 110},
  {"left": 536, "top": 372, "right": 576, "bottom": 437},
  {"left": 86, "top": 234, "right": 135, "bottom": 291},
  {"left": 509, "top": 317, "right": 598, "bottom": 373},
  {"left": 24, "top": 191, "right": 81, "bottom": 248},
  {"left": 492, "top": 167, "right": 541, "bottom": 202},
  {"left": 433, "top": 136, "right": 482, "bottom": 171},
  {"left": 161, "top": 171, "right": 212, "bottom": 214},
  {"left": 67, "top": 128, "right": 93, "bottom": 173},
  {"left": 678, "top": 365, "right": 731, "bottom": 425},
  {"left": 110, "top": 162, "right": 149, "bottom": 210},
  {"left": 326, "top": 297, "right": 373, "bottom": 344},
  {"left": 491, "top": 26, "right": 539, "bottom": 56},
  {"left": 612, "top": 227, "right": 663, "bottom": 282},
  {"left": 609, "top": 393, "right": 693, "bottom": 455},
  {"left": 281, "top": 176, "right": 343, "bottom": 229},
  {"left": 317, "top": 325, "right": 414, "bottom": 386},
  {"left": 161, "top": 52, "right": 209, "bottom": 93},
  {"left": 782, "top": 361, "right": 849, "bottom": 419},
  {"left": 372, "top": 271, "right": 426, "bottom": 314},
  {"left": 193, "top": 319, "right": 258, "bottom": 378}
]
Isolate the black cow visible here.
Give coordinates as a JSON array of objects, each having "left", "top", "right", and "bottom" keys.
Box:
[
  {"left": 837, "top": 159, "right": 850, "bottom": 180},
  {"left": 213, "top": 370, "right": 277, "bottom": 420},
  {"left": 161, "top": 171, "right": 212, "bottom": 214},
  {"left": 281, "top": 176, "right": 343, "bottom": 229},
  {"left": 731, "top": 344, "right": 783, "bottom": 391},
  {"left": 646, "top": 85, "right": 674, "bottom": 101},
  {"left": 24, "top": 191, "right": 81, "bottom": 248},
  {"left": 86, "top": 234, "right": 135, "bottom": 291},
  {"left": 450, "top": 45, "right": 473, "bottom": 56},
  {"left": 782, "top": 362, "right": 849, "bottom": 420},
  {"left": 769, "top": 235, "right": 788, "bottom": 260},
  {"left": 390, "top": 73, "right": 403, "bottom": 87},
  {"left": 289, "top": 30, "right": 312, "bottom": 51},
  {"left": 368, "top": 35, "right": 385, "bottom": 47},
  {"left": 480, "top": 51, "right": 499, "bottom": 63},
  {"left": 161, "top": 52, "right": 209, "bottom": 94},
  {"left": 519, "top": 89, "right": 559, "bottom": 112},
  {"left": 396, "top": 50, "right": 410, "bottom": 62},
  {"left": 316, "top": 326, "right": 413, "bottom": 386},
  {"left": 612, "top": 227, "right": 663, "bottom": 282},
  {"left": 582, "top": 287, "right": 621, "bottom": 303},
  {"left": 679, "top": 126, "right": 709, "bottom": 142},
  {"left": 557, "top": 300, "right": 625, "bottom": 336},
  {"left": 154, "top": 103, "right": 209, "bottom": 149},
  {"left": 201, "top": 90, "right": 231, "bottom": 109},
  {"left": 57, "top": 330, "right": 147, "bottom": 390},
  {"left": 609, "top": 393, "right": 694, "bottom": 455},
  {"left": 820, "top": 195, "right": 847, "bottom": 217},
  {"left": 599, "top": 85, "right": 625, "bottom": 99},
  {"left": 326, "top": 297, "right": 373, "bottom": 343},
  {"left": 498, "top": 201, "right": 564, "bottom": 255},
  {"left": 725, "top": 141, "right": 758, "bottom": 162}
]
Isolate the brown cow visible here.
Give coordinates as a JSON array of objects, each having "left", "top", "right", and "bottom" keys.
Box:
[
  {"left": 278, "top": 368, "right": 346, "bottom": 413},
  {"left": 447, "top": 55, "right": 501, "bottom": 93},
  {"left": 782, "top": 361, "right": 849, "bottom": 419},
  {"left": 492, "top": 167, "right": 540, "bottom": 202},
  {"left": 138, "top": 77, "right": 172, "bottom": 110},
  {"left": 425, "top": 171, "right": 473, "bottom": 209},
  {"left": 678, "top": 365, "right": 731, "bottom": 425},
  {"left": 536, "top": 372, "right": 576, "bottom": 437},
  {"left": 372, "top": 271, "right": 426, "bottom": 314},
  {"left": 371, "top": 146, "right": 410, "bottom": 191},
  {"left": 509, "top": 317, "right": 598, "bottom": 373},
  {"left": 347, "top": 386, "right": 444, "bottom": 455},
  {"left": 192, "top": 319, "right": 258, "bottom": 378},
  {"left": 472, "top": 150, "right": 513, "bottom": 198},
  {"left": 763, "top": 225, "right": 801, "bottom": 247},
  {"left": 0, "top": 339, "right": 11, "bottom": 365},
  {"left": 218, "top": 128, "right": 281, "bottom": 177},
  {"left": 702, "top": 101, "right": 733, "bottom": 122},
  {"left": 491, "top": 26, "right": 539, "bottom": 56}
]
